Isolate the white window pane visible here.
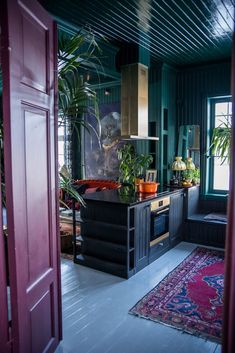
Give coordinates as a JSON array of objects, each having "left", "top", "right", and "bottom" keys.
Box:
[
  {"left": 215, "top": 102, "right": 228, "bottom": 116},
  {"left": 58, "top": 141, "right": 64, "bottom": 154},
  {"left": 213, "top": 157, "right": 229, "bottom": 191},
  {"left": 228, "top": 102, "right": 232, "bottom": 115},
  {"left": 58, "top": 125, "right": 65, "bottom": 136},
  {"left": 215, "top": 114, "right": 231, "bottom": 128},
  {"left": 58, "top": 154, "right": 65, "bottom": 168}
]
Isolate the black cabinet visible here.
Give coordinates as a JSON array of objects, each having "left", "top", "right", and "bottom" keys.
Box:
[
  {"left": 75, "top": 199, "right": 152, "bottom": 278},
  {"left": 169, "top": 191, "right": 184, "bottom": 245},
  {"left": 74, "top": 189, "right": 186, "bottom": 278},
  {"left": 135, "top": 204, "right": 150, "bottom": 272}
]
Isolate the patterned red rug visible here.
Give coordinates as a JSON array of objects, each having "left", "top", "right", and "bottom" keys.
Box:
[{"left": 129, "top": 247, "right": 224, "bottom": 342}]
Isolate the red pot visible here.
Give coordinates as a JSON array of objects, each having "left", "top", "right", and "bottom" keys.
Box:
[{"left": 138, "top": 182, "right": 159, "bottom": 193}]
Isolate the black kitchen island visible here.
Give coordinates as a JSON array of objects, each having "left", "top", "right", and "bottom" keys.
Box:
[{"left": 74, "top": 186, "right": 185, "bottom": 278}]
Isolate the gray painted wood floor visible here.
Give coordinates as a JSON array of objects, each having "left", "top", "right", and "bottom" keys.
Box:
[{"left": 55, "top": 242, "right": 222, "bottom": 353}]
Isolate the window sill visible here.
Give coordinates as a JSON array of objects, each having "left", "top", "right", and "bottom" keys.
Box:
[{"left": 203, "top": 192, "right": 228, "bottom": 200}]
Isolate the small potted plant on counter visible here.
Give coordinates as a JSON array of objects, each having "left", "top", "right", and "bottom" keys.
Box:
[
  {"left": 117, "top": 144, "right": 153, "bottom": 191},
  {"left": 192, "top": 167, "right": 200, "bottom": 185}
]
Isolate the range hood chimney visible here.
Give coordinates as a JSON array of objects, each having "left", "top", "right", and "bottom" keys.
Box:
[{"left": 120, "top": 63, "right": 158, "bottom": 141}]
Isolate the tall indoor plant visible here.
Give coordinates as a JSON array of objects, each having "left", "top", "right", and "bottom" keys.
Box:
[
  {"left": 58, "top": 29, "right": 102, "bottom": 140},
  {"left": 58, "top": 28, "right": 103, "bottom": 204}
]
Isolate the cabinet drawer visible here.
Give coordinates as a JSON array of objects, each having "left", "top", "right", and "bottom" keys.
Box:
[{"left": 149, "top": 236, "right": 170, "bottom": 262}]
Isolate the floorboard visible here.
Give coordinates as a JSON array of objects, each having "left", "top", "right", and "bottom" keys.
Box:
[{"left": 55, "top": 242, "right": 221, "bottom": 353}]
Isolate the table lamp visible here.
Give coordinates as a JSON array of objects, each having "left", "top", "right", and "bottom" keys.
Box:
[
  {"left": 172, "top": 156, "right": 186, "bottom": 184},
  {"left": 185, "top": 157, "right": 195, "bottom": 170}
]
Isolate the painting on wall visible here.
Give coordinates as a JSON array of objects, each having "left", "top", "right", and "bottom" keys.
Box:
[{"left": 84, "top": 102, "right": 125, "bottom": 180}]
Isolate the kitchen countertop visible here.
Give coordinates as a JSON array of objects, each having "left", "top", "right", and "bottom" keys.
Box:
[{"left": 83, "top": 185, "right": 184, "bottom": 206}]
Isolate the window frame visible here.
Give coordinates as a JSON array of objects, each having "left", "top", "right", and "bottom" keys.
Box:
[{"left": 206, "top": 96, "right": 231, "bottom": 196}]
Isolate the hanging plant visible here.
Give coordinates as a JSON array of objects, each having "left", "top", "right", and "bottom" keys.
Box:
[{"left": 209, "top": 117, "right": 231, "bottom": 164}]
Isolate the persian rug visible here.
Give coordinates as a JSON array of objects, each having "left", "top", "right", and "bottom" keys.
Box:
[{"left": 129, "top": 247, "right": 224, "bottom": 342}]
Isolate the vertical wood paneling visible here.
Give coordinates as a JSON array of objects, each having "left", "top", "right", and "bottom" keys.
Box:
[
  {"left": 177, "top": 61, "right": 231, "bottom": 126},
  {"left": 149, "top": 64, "right": 177, "bottom": 185},
  {"left": 177, "top": 60, "right": 231, "bottom": 196},
  {"left": 96, "top": 85, "right": 121, "bottom": 105}
]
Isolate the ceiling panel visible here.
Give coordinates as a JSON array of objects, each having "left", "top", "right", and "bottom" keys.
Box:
[{"left": 41, "top": 0, "right": 234, "bottom": 66}]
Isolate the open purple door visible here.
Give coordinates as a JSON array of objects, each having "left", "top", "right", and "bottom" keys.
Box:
[
  {"left": 0, "top": 189, "right": 10, "bottom": 353},
  {"left": 222, "top": 30, "right": 235, "bottom": 353},
  {"left": 1, "top": 0, "right": 61, "bottom": 352}
]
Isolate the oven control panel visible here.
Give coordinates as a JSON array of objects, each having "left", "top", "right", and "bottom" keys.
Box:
[{"left": 150, "top": 196, "right": 170, "bottom": 212}]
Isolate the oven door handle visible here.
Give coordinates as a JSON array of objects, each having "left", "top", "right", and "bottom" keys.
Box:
[{"left": 155, "top": 207, "right": 169, "bottom": 215}]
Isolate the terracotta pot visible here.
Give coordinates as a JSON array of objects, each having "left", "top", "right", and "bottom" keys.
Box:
[{"left": 138, "top": 182, "right": 160, "bottom": 193}]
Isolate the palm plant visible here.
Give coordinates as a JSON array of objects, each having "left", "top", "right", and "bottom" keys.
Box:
[
  {"left": 59, "top": 170, "right": 85, "bottom": 208},
  {"left": 58, "top": 29, "right": 102, "bottom": 141},
  {"left": 209, "top": 117, "right": 231, "bottom": 164},
  {"left": 57, "top": 29, "right": 104, "bottom": 206}
]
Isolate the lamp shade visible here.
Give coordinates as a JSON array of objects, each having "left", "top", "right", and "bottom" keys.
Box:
[
  {"left": 172, "top": 156, "right": 186, "bottom": 171},
  {"left": 186, "top": 157, "right": 195, "bottom": 170}
]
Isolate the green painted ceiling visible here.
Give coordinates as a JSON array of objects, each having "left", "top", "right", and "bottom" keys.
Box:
[{"left": 41, "top": 0, "right": 234, "bottom": 66}]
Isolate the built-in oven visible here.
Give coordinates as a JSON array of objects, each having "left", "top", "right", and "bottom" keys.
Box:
[{"left": 150, "top": 196, "right": 170, "bottom": 247}]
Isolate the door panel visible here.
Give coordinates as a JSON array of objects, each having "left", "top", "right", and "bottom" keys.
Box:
[
  {"left": 135, "top": 204, "right": 150, "bottom": 271},
  {"left": 1, "top": 0, "right": 61, "bottom": 352},
  {"left": 0, "top": 7, "right": 11, "bottom": 353},
  {"left": 222, "top": 31, "right": 235, "bottom": 353},
  {"left": 0, "top": 191, "right": 10, "bottom": 353}
]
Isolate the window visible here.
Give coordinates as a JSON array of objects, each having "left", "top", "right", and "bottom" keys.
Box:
[
  {"left": 58, "top": 123, "right": 72, "bottom": 173},
  {"left": 58, "top": 125, "right": 65, "bottom": 168},
  {"left": 207, "top": 96, "right": 232, "bottom": 194}
]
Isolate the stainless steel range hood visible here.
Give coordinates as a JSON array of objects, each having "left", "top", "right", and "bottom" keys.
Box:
[{"left": 120, "top": 63, "right": 159, "bottom": 141}]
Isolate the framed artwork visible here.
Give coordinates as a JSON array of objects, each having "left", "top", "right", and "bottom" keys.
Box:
[
  {"left": 84, "top": 102, "right": 124, "bottom": 179},
  {"left": 146, "top": 169, "right": 157, "bottom": 182}
]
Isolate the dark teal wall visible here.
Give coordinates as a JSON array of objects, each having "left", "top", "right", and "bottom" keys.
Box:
[
  {"left": 177, "top": 61, "right": 231, "bottom": 126},
  {"left": 149, "top": 63, "right": 177, "bottom": 185},
  {"left": 96, "top": 86, "right": 120, "bottom": 105},
  {"left": 82, "top": 35, "right": 231, "bottom": 186},
  {"left": 176, "top": 60, "right": 231, "bottom": 197},
  {"left": 148, "top": 60, "right": 231, "bottom": 186}
]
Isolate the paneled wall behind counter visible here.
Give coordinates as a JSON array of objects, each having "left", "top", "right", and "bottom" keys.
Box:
[
  {"left": 177, "top": 60, "right": 231, "bottom": 126},
  {"left": 177, "top": 60, "right": 231, "bottom": 198},
  {"left": 149, "top": 64, "right": 177, "bottom": 186}
]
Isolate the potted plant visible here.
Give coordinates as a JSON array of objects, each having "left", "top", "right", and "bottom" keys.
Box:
[
  {"left": 135, "top": 153, "right": 154, "bottom": 180},
  {"left": 182, "top": 169, "right": 194, "bottom": 185},
  {"left": 117, "top": 144, "right": 153, "bottom": 189},
  {"left": 209, "top": 117, "right": 231, "bottom": 164},
  {"left": 58, "top": 29, "right": 103, "bottom": 179},
  {"left": 117, "top": 144, "right": 136, "bottom": 187},
  {"left": 58, "top": 29, "right": 102, "bottom": 133},
  {"left": 59, "top": 166, "right": 85, "bottom": 209},
  {"left": 192, "top": 167, "right": 200, "bottom": 185}
]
